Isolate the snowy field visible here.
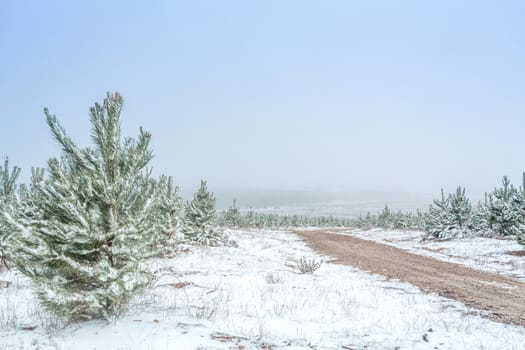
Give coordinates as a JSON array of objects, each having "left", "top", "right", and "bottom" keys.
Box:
[
  {"left": 1, "top": 229, "right": 525, "bottom": 349},
  {"left": 335, "top": 229, "right": 525, "bottom": 281}
]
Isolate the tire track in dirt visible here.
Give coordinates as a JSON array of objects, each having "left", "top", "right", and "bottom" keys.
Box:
[{"left": 294, "top": 229, "right": 525, "bottom": 327}]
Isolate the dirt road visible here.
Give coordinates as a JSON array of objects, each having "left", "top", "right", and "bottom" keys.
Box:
[{"left": 294, "top": 229, "right": 525, "bottom": 327}]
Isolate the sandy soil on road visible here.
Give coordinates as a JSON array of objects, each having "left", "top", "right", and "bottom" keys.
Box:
[{"left": 294, "top": 229, "right": 525, "bottom": 327}]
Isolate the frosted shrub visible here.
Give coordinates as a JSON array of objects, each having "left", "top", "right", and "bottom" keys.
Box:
[
  {"left": 264, "top": 272, "right": 282, "bottom": 284},
  {"left": 297, "top": 257, "right": 322, "bottom": 274}
]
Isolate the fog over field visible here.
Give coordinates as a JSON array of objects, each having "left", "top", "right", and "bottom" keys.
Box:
[
  {"left": 2, "top": 1, "right": 525, "bottom": 207},
  {"left": 199, "top": 187, "right": 433, "bottom": 216}
]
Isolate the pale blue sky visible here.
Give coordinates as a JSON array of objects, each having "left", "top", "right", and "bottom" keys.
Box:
[{"left": 1, "top": 0, "right": 524, "bottom": 199}]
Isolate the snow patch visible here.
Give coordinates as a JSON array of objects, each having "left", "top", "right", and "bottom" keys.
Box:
[{"left": 1, "top": 229, "right": 524, "bottom": 349}]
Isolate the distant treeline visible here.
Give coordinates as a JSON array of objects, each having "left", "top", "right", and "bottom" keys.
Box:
[
  {"left": 218, "top": 200, "right": 353, "bottom": 228},
  {"left": 220, "top": 175, "right": 525, "bottom": 247}
]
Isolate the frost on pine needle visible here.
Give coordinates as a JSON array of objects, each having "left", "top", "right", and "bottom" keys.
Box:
[{"left": 1, "top": 92, "right": 182, "bottom": 322}]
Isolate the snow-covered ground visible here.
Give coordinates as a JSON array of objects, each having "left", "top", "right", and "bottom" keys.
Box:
[
  {"left": 1, "top": 229, "right": 525, "bottom": 349},
  {"left": 335, "top": 228, "right": 525, "bottom": 281}
]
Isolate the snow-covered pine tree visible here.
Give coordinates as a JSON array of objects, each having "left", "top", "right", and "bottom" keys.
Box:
[
  {"left": 426, "top": 187, "right": 473, "bottom": 238},
  {"left": 405, "top": 212, "right": 416, "bottom": 229},
  {"left": 448, "top": 186, "right": 472, "bottom": 232},
  {"left": 223, "top": 198, "right": 241, "bottom": 228},
  {"left": 426, "top": 189, "right": 453, "bottom": 238},
  {"left": 254, "top": 212, "right": 266, "bottom": 228},
  {"left": 365, "top": 212, "right": 374, "bottom": 227},
  {"left": 290, "top": 215, "right": 300, "bottom": 227},
  {"left": 391, "top": 210, "right": 409, "bottom": 229},
  {"left": 413, "top": 209, "right": 426, "bottom": 230},
  {"left": 3, "top": 93, "right": 165, "bottom": 321},
  {"left": 470, "top": 193, "right": 492, "bottom": 235},
  {"left": 245, "top": 207, "right": 256, "bottom": 227},
  {"left": 153, "top": 175, "right": 183, "bottom": 252},
  {"left": 0, "top": 158, "right": 20, "bottom": 267},
  {"left": 182, "top": 180, "right": 223, "bottom": 246},
  {"left": 355, "top": 214, "right": 366, "bottom": 229},
  {"left": 514, "top": 173, "right": 525, "bottom": 246},
  {"left": 488, "top": 176, "right": 523, "bottom": 236},
  {"left": 377, "top": 204, "right": 392, "bottom": 228}
]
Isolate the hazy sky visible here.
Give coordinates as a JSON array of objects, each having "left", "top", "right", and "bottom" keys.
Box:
[{"left": 1, "top": 0, "right": 524, "bottom": 199}]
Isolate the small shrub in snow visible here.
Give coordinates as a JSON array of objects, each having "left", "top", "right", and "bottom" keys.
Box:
[
  {"left": 264, "top": 272, "right": 281, "bottom": 284},
  {"left": 296, "top": 257, "right": 321, "bottom": 274},
  {"left": 223, "top": 237, "right": 239, "bottom": 248}
]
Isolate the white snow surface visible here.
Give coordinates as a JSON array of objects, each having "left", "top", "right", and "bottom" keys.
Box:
[
  {"left": 0, "top": 229, "right": 523, "bottom": 349},
  {"left": 336, "top": 228, "right": 525, "bottom": 281}
]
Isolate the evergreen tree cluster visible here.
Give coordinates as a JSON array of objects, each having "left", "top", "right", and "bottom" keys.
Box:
[
  {"left": 1, "top": 92, "right": 525, "bottom": 324},
  {"left": 218, "top": 200, "right": 353, "bottom": 229},
  {"left": 354, "top": 205, "right": 426, "bottom": 231},
  {"left": 425, "top": 177, "right": 525, "bottom": 241},
  {"left": 425, "top": 187, "right": 473, "bottom": 238},
  {"left": 0, "top": 93, "right": 221, "bottom": 322},
  {"left": 350, "top": 179, "right": 525, "bottom": 243}
]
